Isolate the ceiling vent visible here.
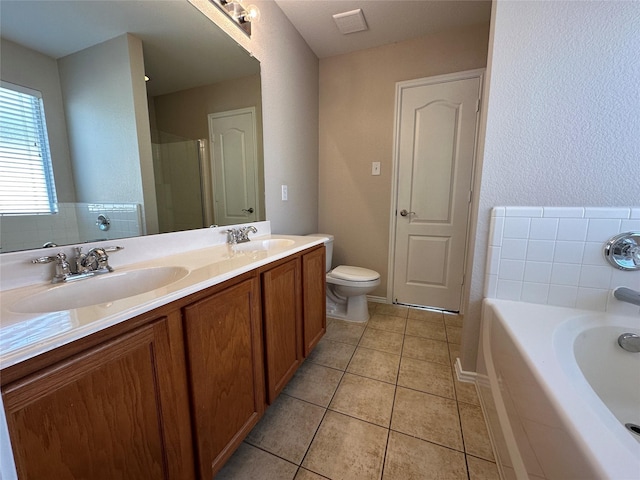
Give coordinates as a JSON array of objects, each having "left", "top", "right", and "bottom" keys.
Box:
[{"left": 332, "top": 9, "right": 368, "bottom": 35}]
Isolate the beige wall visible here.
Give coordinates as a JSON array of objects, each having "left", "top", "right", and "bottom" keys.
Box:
[
  {"left": 318, "top": 23, "right": 489, "bottom": 297},
  {"left": 190, "top": 0, "right": 319, "bottom": 235}
]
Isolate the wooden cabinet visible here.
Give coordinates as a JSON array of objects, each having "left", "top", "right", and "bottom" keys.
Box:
[
  {"left": 182, "top": 274, "right": 264, "bottom": 478},
  {"left": 302, "top": 246, "right": 326, "bottom": 357},
  {"left": 2, "top": 312, "right": 195, "bottom": 480},
  {"left": 260, "top": 256, "right": 303, "bottom": 404},
  {"left": 1, "top": 245, "right": 326, "bottom": 479}
]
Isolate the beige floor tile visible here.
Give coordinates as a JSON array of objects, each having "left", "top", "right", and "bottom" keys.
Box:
[
  {"left": 454, "top": 377, "right": 480, "bottom": 406},
  {"left": 245, "top": 394, "right": 325, "bottom": 464},
  {"left": 446, "top": 324, "right": 462, "bottom": 344},
  {"left": 402, "top": 335, "right": 450, "bottom": 365},
  {"left": 397, "top": 356, "right": 455, "bottom": 399},
  {"left": 405, "top": 317, "right": 447, "bottom": 341},
  {"left": 444, "top": 314, "right": 464, "bottom": 328},
  {"left": 305, "top": 337, "right": 357, "bottom": 371},
  {"left": 376, "top": 304, "right": 409, "bottom": 317},
  {"left": 215, "top": 442, "right": 297, "bottom": 480},
  {"left": 383, "top": 431, "right": 467, "bottom": 480},
  {"left": 294, "top": 468, "right": 328, "bottom": 480},
  {"left": 459, "top": 402, "right": 495, "bottom": 461},
  {"left": 391, "top": 387, "right": 463, "bottom": 451},
  {"left": 347, "top": 347, "right": 400, "bottom": 384},
  {"left": 282, "top": 361, "right": 343, "bottom": 407},
  {"left": 467, "top": 455, "right": 500, "bottom": 480},
  {"left": 358, "top": 328, "right": 404, "bottom": 355},
  {"left": 302, "top": 411, "right": 388, "bottom": 480},
  {"left": 449, "top": 342, "right": 461, "bottom": 367},
  {"left": 367, "top": 313, "right": 407, "bottom": 334},
  {"left": 323, "top": 320, "right": 366, "bottom": 345},
  {"left": 329, "top": 373, "right": 396, "bottom": 427},
  {"left": 408, "top": 308, "right": 444, "bottom": 324}
]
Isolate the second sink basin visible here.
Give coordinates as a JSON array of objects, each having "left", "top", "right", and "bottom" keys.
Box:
[
  {"left": 10, "top": 266, "right": 189, "bottom": 313},
  {"left": 232, "top": 238, "right": 295, "bottom": 252}
]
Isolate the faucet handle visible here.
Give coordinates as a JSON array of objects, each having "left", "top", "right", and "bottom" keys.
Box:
[{"left": 32, "top": 252, "right": 72, "bottom": 283}]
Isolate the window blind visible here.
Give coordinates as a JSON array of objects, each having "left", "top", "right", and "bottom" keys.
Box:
[{"left": 0, "top": 81, "right": 58, "bottom": 215}]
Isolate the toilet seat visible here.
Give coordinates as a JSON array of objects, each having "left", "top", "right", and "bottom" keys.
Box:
[{"left": 329, "top": 265, "right": 380, "bottom": 282}]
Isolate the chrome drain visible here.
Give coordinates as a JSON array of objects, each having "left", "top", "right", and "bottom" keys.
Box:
[{"left": 625, "top": 423, "right": 640, "bottom": 436}]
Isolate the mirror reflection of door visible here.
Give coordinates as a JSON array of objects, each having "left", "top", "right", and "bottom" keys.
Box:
[{"left": 208, "top": 107, "right": 259, "bottom": 226}]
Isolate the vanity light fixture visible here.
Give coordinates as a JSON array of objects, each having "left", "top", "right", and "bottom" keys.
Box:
[{"left": 212, "top": 0, "right": 260, "bottom": 36}]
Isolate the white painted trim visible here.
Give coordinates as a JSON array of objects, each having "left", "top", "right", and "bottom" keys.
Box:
[
  {"left": 366, "top": 295, "right": 387, "bottom": 304},
  {"left": 454, "top": 357, "right": 478, "bottom": 384},
  {"left": 388, "top": 69, "right": 485, "bottom": 309}
]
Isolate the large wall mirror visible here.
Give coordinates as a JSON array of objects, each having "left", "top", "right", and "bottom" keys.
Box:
[{"left": 0, "top": 0, "right": 264, "bottom": 254}]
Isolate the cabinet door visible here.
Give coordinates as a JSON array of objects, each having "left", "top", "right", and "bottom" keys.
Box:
[
  {"left": 183, "top": 276, "right": 264, "bottom": 479},
  {"left": 2, "top": 315, "right": 194, "bottom": 480},
  {"left": 302, "top": 246, "right": 326, "bottom": 356},
  {"left": 261, "top": 257, "right": 302, "bottom": 403}
]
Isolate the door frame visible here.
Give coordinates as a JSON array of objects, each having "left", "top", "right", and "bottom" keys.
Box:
[
  {"left": 387, "top": 68, "right": 485, "bottom": 311},
  {"left": 208, "top": 106, "right": 259, "bottom": 225}
]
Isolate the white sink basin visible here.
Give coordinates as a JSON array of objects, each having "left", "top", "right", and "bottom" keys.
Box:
[
  {"left": 10, "top": 266, "right": 189, "bottom": 313},
  {"left": 232, "top": 238, "right": 296, "bottom": 252}
]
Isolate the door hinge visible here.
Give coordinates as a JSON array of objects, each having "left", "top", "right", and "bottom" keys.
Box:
[
  {"left": 475, "top": 99, "right": 480, "bottom": 113},
  {"left": 468, "top": 190, "right": 473, "bottom": 203}
]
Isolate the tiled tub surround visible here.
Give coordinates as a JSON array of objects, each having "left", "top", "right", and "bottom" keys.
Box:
[
  {"left": 0, "top": 202, "right": 142, "bottom": 253},
  {"left": 485, "top": 206, "right": 640, "bottom": 315},
  {"left": 216, "top": 304, "right": 498, "bottom": 480}
]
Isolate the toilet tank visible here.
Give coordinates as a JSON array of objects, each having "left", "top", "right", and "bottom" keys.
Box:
[{"left": 307, "top": 234, "right": 333, "bottom": 272}]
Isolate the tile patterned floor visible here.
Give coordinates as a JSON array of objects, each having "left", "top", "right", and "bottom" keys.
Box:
[{"left": 215, "top": 303, "right": 499, "bottom": 480}]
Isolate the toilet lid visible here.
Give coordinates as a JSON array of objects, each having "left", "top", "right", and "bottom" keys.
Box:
[{"left": 330, "top": 265, "right": 380, "bottom": 282}]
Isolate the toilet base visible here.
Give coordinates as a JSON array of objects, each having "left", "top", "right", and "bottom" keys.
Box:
[{"left": 326, "top": 294, "right": 370, "bottom": 322}]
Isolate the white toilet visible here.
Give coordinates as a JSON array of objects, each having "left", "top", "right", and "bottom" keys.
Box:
[{"left": 309, "top": 234, "right": 380, "bottom": 322}]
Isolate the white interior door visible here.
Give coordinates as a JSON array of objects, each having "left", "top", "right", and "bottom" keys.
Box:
[
  {"left": 391, "top": 71, "right": 482, "bottom": 311},
  {"left": 208, "top": 107, "right": 258, "bottom": 226}
]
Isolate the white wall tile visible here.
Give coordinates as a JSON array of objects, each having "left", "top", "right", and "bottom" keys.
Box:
[
  {"left": 584, "top": 207, "right": 630, "bottom": 219},
  {"left": 547, "top": 285, "right": 578, "bottom": 307},
  {"left": 503, "top": 217, "right": 531, "bottom": 238},
  {"left": 576, "top": 287, "right": 608, "bottom": 312},
  {"left": 486, "top": 205, "right": 640, "bottom": 313},
  {"left": 586, "top": 218, "right": 622, "bottom": 242},
  {"left": 579, "top": 265, "right": 612, "bottom": 289},
  {"left": 498, "top": 259, "right": 525, "bottom": 281},
  {"left": 521, "top": 282, "right": 550, "bottom": 304},
  {"left": 496, "top": 279, "right": 522, "bottom": 300},
  {"left": 486, "top": 246, "right": 501, "bottom": 275},
  {"left": 524, "top": 261, "right": 553, "bottom": 283},
  {"left": 582, "top": 242, "right": 605, "bottom": 266},
  {"left": 553, "top": 241, "right": 585, "bottom": 264},
  {"left": 529, "top": 218, "right": 558, "bottom": 240},
  {"left": 501, "top": 238, "right": 528, "bottom": 260},
  {"left": 505, "top": 206, "right": 543, "bottom": 217},
  {"left": 526, "top": 240, "right": 555, "bottom": 262},
  {"left": 551, "top": 263, "right": 581, "bottom": 286},
  {"left": 542, "top": 207, "right": 584, "bottom": 218},
  {"left": 557, "top": 218, "right": 588, "bottom": 241}
]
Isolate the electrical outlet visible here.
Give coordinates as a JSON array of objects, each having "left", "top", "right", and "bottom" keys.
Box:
[
  {"left": 281, "top": 185, "right": 288, "bottom": 201},
  {"left": 372, "top": 162, "right": 381, "bottom": 176}
]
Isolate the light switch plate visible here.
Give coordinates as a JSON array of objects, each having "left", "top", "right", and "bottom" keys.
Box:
[
  {"left": 372, "top": 162, "right": 381, "bottom": 176},
  {"left": 281, "top": 185, "right": 288, "bottom": 201}
]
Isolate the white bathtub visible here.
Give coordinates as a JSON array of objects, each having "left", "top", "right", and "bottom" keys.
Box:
[{"left": 477, "top": 298, "right": 640, "bottom": 479}]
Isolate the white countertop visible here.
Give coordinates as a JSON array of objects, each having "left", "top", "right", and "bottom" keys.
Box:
[{"left": 0, "top": 229, "right": 323, "bottom": 369}]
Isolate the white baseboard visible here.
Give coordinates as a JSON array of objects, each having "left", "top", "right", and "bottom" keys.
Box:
[
  {"left": 366, "top": 295, "right": 387, "bottom": 304},
  {"left": 455, "top": 357, "right": 477, "bottom": 384}
]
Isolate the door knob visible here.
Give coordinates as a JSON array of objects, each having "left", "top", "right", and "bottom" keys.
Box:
[
  {"left": 399, "top": 209, "right": 415, "bottom": 217},
  {"left": 242, "top": 207, "right": 254, "bottom": 214}
]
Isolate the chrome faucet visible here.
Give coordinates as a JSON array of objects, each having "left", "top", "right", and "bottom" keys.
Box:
[
  {"left": 224, "top": 226, "right": 258, "bottom": 244},
  {"left": 613, "top": 287, "right": 640, "bottom": 307},
  {"left": 33, "top": 246, "right": 124, "bottom": 283}
]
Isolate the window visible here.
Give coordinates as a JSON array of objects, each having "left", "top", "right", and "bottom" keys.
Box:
[{"left": 0, "top": 81, "right": 58, "bottom": 215}]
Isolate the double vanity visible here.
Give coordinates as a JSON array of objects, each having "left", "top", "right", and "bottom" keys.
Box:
[{"left": 0, "top": 222, "right": 326, "bottom": 479}]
